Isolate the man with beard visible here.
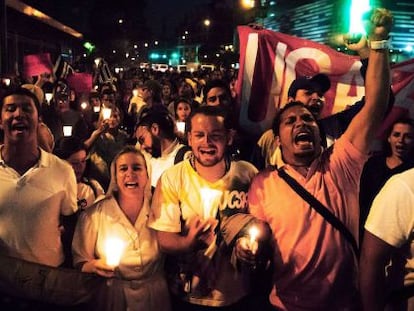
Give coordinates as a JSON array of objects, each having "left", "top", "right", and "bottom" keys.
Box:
[
  {"left": 135, "top": 108, "right": 190, "bottom": 191},
  {"left": 148, "top": 106, "right": 269, "bottom": 310},
  {"left": 244, "top": 8, "right": 393, "bottom": 310}
]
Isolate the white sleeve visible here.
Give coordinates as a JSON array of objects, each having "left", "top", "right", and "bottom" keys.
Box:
[{"left": 365, "top": 174, "right": 414, "bottom": 248}]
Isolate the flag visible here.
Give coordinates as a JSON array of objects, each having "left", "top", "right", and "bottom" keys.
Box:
[
  {"left": 236, "top": 25, "right": 414, "bottom": 137},
  {"left": 94, "top": 59, "right": 114, "bottom": 85},
  {"left": 23, "top": 53, "right": 53, "bottom": 78},
  {"left": 53, "top": 55, "right": 74, "bottom": 81}
]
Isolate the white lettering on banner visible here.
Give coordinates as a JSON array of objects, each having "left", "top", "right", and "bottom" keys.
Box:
[
  {"left": 284, "top": 48, "right": 332, "bottom": 105},
  {"left": 334, "top": 61, "right": 364, "bottom": 113},
  {"left": 237, "top": 27, "right": 369, "bottom": 135},
  {"left": 240, "top": 33, "right": 261, "bottom": 133},
  {"left": 218, "top": 190, "right": 247, "bottom": 211}
]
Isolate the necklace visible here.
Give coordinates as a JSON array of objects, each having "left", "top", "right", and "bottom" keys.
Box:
[{"left": 189, "top": 153, "right": 231, "bottom": 177}]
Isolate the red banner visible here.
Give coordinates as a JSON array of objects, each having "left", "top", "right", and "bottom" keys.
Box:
[
  {"left": 23, "top": 53, "right": 53, "bottom": 78},
  {"left": 67, "top": 72, "right": 93, "bottom": 94},
  {"left": 236, "top": 26, "right": 414, "bottom": 136}
]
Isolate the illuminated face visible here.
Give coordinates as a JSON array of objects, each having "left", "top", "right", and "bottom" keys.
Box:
[
  {"left": 206, "top": 87, "right": 231, "bottom": 108},
  {"left": 56, "top": 93, "right": 70, "bottom": 113},
  {"left": 188, "top": 113, "right": 232, "bottom": 167},
  {"left": 90, "top": 97, "right": 101, "bottom": 109},
  {"left": 176, "top": 102, "right": 191, "bottom": 122},
  {"left": 135, "top": 125, "right": 161, "bottom": 158},
  {"left": 107, "top": 108, "right": 121, "bottom": 129},
  {"left": 178, "top": 82, "right": 192, "bottom": 97},
  {"left": 67, "top": 149, "right": 87, "bottom": 182},
  {"left": 388, "top": 122, "right": 414, "bottom": 160},
  {"left": 141, "top": 87, "right": 152, "bottom": 102},
  {"left": 276, "top": 105, "right": 321, "bottom": 164},
  {"left": 101, "top": 94, "right": 115, "bottom": 107},
  {"left": 162, "top": 85, "right": 171, "bottom": 97},
  {"left": 115, "top": 152, "right": 148, "bottom": 197},
  {"left": 293, "top": 89, "right": 325, "bottom": 119},
  {"left": 0, "top": 94, "right": 39, "bottom": 144}
]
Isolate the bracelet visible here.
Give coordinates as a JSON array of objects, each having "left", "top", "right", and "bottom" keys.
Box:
[{"left": 369, "top": 40, "right": 390, "bottom": 50}]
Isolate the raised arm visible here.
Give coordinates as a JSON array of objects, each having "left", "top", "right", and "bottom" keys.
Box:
[{"left": 343, "top": 8, "right": 393, "bottom": 152}]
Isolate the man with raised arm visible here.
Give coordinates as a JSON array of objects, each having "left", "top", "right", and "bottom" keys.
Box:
[{"left": 243, "top": 8, "right": 393, "bottom": 310}]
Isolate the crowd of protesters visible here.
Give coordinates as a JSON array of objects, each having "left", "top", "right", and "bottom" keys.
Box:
[{"left": 1, "top": 7, "right": 414, "bottom": 311}]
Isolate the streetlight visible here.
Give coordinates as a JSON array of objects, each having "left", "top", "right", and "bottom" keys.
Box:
[{"left": 241, "top": 0, "right": 255, "bottom": 9}]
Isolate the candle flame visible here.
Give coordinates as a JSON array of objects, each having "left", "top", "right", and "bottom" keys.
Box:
[{"left": 104, "top": 237, "right": 126, "bottom": 267}]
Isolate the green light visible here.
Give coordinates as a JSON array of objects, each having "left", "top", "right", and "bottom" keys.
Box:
[
  {"left": 171, "top": 52, "right": 179, "bottom": 59},
  {"left": 349, "top": 0, "right": 371, "bottom": 34},
  {"left": 149, "top": 53, "right": 160, "bottom": 59},
  {"left": 83, "top": 42, "right": 95, "bottom": 53}
]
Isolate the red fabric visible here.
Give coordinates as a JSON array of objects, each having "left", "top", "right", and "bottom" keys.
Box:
[
  {"left": 237, "top": 26, "right": 414, "bottom": 136},
  {"left": 23, "top": 53, "right": 53, "bottom": 78},
  {"left": 67, "top": 73, "right": 93, "bottom": 94}
]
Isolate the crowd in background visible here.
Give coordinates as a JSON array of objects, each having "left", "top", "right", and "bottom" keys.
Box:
[{"left": 2, "top": 8, "right": 414, "bottom": 311}]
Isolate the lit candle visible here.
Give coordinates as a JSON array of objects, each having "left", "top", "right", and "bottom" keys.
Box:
[
  {"left": 63, "top": 125, "right": 72, "bottom": 137},
  {"left": 93, "top": 105, "right": 101, "bottom": 113},
  {"left": 248, "top": 225, "right": 260, "bottom": 249},
  {"left": 80, "top": 101, "right": 88, "bottom": 110},
  {"left": 104, "top": 237, "right": 126, "bottom": 267},
  {"left": 3, "top": 78, "right": 11, "bottom": 86},
  {"left": 176, "top": 121, "right": 186, "bottom": 134},
  {"left": 45, "top": 93, "right": 53, "bottom": 104},
  {"left": 199, "top": 187, "right": 222, "bottom": 219},
  {"left": 102, "top": 107, "right": 112, "bottom": 120},
  {"left": 132, "top": 89, "right": 139, "bottom": 97}
]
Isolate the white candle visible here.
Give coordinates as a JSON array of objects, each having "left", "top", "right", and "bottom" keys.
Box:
[
  {"left": 199, "top": 188, "right": 222, "bottom": 219},
  {"left": 248, "top": 225, "right": 260, "bottom": 246},
  {"left": 102, "top": 107, "right": 112, "bottom": 120},
  {"left": 176, "top": 121, "right": 186, "bottom": 134},
  {"left": 80, "top": 102, "right": 88, "bottom": 110},
  {"left": 63, "top": 125, "right": 72, "bottom": 137},
  {"left": 93, "top": 106, "right": 101, "bottom": 113},
  {"left": 45, "top": 93, "right": 53, "bottom": 104},
  {"left": 104, "top": 237, "right": 126, "bottom": 267}
]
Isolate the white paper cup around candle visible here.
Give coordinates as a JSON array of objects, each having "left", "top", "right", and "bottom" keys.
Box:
[
  {"left": 63, "top": 126, "right": 72, "bottom": 137},
  {"left": 93, "top": 106, "right": 101, "bottom": 113},
  {"left": 102, "top": 107, "right": 112, "bottom": 120},
  {"left": 199, "top": 188, "right": 222, "bottom": 219},
  {"left": 104, "top": 237, "right": 126, "bottom": 267},
  {"left": 45, "top": 93, "right": 53, "bottom": 104},
  {"left": 248, "top": 225, "right": 260, "bottom": 254},
  {"left": 3, "top": 78, "right": 11, "bottom": 86},
  {"left": 176, "top": 121, "right": 186, "bottom": 134},
  {"left": 132, "top": 89, "right": 139, "bottom": 97}
]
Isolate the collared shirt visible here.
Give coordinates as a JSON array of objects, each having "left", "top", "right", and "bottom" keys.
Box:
[
  {"left": 248, "top": 137, "right": 368, "bottom": 310},
  {"left": 0, "top": 146, "right": 77, "bottom": 266}
]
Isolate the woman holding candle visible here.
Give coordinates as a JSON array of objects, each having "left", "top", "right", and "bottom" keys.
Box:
[{"left": 72, "top": 146, "right": 170, "bottom": 311}]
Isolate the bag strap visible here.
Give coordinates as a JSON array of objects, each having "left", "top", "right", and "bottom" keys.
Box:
[{"left": 277, "top": 167, "right": 359, "bottom": 257}]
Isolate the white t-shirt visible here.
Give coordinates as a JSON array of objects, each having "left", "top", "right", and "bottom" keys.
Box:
[{"left": 365, "top": 168, "right": 414, "bottom": 287}]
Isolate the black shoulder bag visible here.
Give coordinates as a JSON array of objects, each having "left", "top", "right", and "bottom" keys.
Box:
[{"left": 277, "top": 168, "right": 359, "bottom": 258}]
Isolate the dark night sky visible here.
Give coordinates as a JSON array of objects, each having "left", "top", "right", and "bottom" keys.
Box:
[
  {"left": 24, "top": 0, "right": 211, "bottom": 38},
  {"left": 145, "top": 0, "right": 211, "bottom": 37}
]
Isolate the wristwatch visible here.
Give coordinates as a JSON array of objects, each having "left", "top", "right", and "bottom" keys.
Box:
[{"left": 369, "top": 39, "right": 390, "bottom": 50}]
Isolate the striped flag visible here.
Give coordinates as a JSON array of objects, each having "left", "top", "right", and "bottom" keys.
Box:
[
  {"left": 53, "top": 55, "right": 74, "bottom": 81},
  {"left": 95, "top": 59, "right": 114, "bottom": 84}
]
